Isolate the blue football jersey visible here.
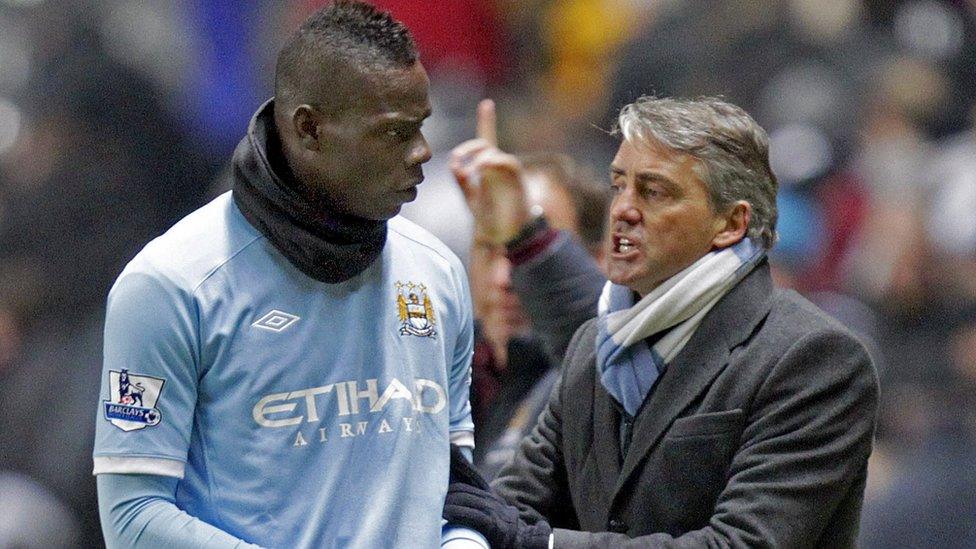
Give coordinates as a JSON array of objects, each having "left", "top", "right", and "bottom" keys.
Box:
[{"left": 93, "top": 192, "right": 475, "bottom": 548}]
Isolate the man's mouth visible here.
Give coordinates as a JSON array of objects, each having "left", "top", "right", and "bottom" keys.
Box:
[
  {"left": 613, "top": 234, "right": 639, "bottom": 255},
  {"left": 397, "top": 176, "right": 424, "bottom": 194}
]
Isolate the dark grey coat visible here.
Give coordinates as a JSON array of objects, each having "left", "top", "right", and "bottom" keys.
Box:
[{"left": 492, "top": 263, "right": 879, "bottom": 548}]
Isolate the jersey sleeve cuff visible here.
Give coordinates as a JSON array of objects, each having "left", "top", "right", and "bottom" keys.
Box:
[
  {"left": 93, "top": 456, "right": 186, "bottom": 478},
  {"left": 449, "top": 430, "right": 474, "bottom": 449}
]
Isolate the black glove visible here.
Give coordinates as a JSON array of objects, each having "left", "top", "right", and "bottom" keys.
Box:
[{"left": 444, "top": 459, "right": 552, "bottom": 549}]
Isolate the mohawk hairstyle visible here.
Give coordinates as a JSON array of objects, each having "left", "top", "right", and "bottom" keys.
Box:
[{"left": 275, "top": 0, "right": 418, "bottom": 106}]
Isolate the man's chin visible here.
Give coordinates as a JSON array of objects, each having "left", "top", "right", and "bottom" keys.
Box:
[
  {"left": 359, "top": 203, "right": 402, "bottom": 221},
  {"left": 606, "top": 268, "right": 636, "bottom": 288},
  {"left": 381, "top": 195, "right": 417, "bottom": 219},
  {"left": 608, "top": 270, "right": 656, "bottom": 296},
  {"left": 379, "top": 207, "right": 402, "bottom": 220}
]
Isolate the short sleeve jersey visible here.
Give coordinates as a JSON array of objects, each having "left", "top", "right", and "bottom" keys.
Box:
[{"left": 93, "top": 192, "right": 475, "bottom": 548}]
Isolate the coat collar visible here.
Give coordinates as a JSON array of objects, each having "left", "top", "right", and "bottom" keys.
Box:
[{"left": 612, "top": 260, "right": 774, "bottom": 495}]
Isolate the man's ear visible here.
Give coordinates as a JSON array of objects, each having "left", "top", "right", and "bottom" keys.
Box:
[
  {"left": 711, "top": 200, "right": 751, "bottom": 249},
  {"left": 292, "top": 104, "right": 321, "bottom": 151}
]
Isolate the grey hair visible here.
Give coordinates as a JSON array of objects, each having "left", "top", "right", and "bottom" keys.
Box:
[{"left": 614, "top": 96, "right": 778, "bottom": 250}]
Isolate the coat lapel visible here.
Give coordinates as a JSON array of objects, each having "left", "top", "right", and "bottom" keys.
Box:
[
  {"left": 592, "top": 368, "right": 623, "bottom": 488},
  {"left": 611, "top": 261, "right": 774, "bottom": 497}
]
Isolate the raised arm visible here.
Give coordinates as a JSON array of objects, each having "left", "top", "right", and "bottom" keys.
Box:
[
  {"left": 508, "top": 226, "right": 603, "bottom": 363},
  {"left": 451, "top": 99, "right": 604, "bottom": 363}
]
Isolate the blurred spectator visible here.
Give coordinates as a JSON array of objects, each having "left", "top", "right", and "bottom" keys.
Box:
[
  {"left": 0, "top": 471, "right": 81, "bottom": 548},
  {"left": 1, "top": 28, "right": 215, "bottom": 319},
  {"left": 859, "top": 314, "right": 976, "bottom": 548},
  {"left": 0, "top": 3, "right": 219, "bottom": 547},
  {"left": 535, "top": 0, "right": 647, "bottom": 124},
  {"left": 457, "top": 149, "right": 609, "bottom": 472},
  {"left": 181, "top": 0, "right": 267, "bottom": 154},
  {"left": 926, "top": 107, "right": 976, "bottom": 301},
  {"left": 0, "top": 313, "right": 103, "bottom": 547},
  {"left": 840, "top": 57, "right": 962, "bottom": 390}
]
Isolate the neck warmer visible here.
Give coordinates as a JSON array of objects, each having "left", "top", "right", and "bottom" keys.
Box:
[
  {"left": 596, "top": 238, "right": 765, "bottom": 416},
  {"left": 232, "top": 99, "right": 387, "bottom": 284}
]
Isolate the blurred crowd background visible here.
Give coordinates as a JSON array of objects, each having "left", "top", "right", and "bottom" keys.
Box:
[{"left": 0, "top": 0, "right": 974, "bottom": 547}]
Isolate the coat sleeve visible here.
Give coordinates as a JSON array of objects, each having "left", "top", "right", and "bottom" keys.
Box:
[
  {"left": 510, "top": 231, "right": 604, "bottom": 364},
  {"left": 549, "top": 329, "right": 879, "bottom": 549}
]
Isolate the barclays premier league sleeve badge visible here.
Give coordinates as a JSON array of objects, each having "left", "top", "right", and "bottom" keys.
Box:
[{"left": 103, "top": 369, "right": 165, "bottom": 431}]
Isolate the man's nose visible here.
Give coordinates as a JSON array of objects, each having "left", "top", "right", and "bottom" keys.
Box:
[
  {"left": 409, "top": 132, "right": 432, "bottom": 165},
  {"left": 610, "top": 189, "right": 642, "bottom": 225},
  {"left": 489, "top": 254, "right": 513, "bottom": 290}
]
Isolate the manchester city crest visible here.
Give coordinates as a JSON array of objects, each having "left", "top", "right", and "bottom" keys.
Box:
[
  {"left": 396, "top": 281, "right": 436, "bottom": 338},
  {"left": 103, "top": 369, "right": 165, "bottom": 431}
]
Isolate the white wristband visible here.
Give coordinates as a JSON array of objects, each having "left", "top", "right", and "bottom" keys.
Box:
[{"left": 441, "top": 525, "right": 490, "bottom": 549}]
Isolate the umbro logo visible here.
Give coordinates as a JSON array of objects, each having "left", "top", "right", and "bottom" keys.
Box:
[{"left": 252, "top": 310, "right": 300, "bottom": 332}]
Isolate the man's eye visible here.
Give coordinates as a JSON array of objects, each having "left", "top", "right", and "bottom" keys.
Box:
[{"left": 385, "top": 126, "right": 415, "bottom": 141}]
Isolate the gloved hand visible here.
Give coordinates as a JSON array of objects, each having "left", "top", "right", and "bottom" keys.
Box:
[
  {"left": 444, "top": 483, "right": 552, "bottom": 549},
  {"left": 444, "top": 446, "right": 551, "bottom": 549}
]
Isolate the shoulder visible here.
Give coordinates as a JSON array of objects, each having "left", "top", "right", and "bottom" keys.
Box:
[
  {"left": 115, "top": 192, "right": 264, "bottom": 295},
  {"left": 387, "top": 216, "right": 468, "bottom": 298},
  {"left": 763, "top": 288, "right": 868, "bottom": 352},
  {"left": 389, "top": 216, "right": 463, "bottom": 270},
  {"left": 749, "top": 288, "right": 878, "bottom": 388}
]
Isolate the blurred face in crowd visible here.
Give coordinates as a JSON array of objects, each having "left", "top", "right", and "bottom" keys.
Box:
[
  {"left": 286, "top": 61, "right": 433, "bottom": 220},
  {"left": 606, "top": 138, "right": 734, "bottom": 296},
  {"left": 473, "top": 172, "right": 579, "bottom": 347}
]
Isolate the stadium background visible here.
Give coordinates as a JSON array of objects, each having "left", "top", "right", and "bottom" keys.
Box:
[{"left": 0, "top": 0, "right": 974, "bottom": 546}]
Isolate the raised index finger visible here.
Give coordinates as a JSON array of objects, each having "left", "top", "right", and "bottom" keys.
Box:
[{"left": 476, "top": 99, "right": 497, "bottom": 146}]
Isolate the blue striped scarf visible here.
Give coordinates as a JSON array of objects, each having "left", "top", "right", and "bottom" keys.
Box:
[{"left": 596, "top": 238, "right": 764, "bottom": 416}]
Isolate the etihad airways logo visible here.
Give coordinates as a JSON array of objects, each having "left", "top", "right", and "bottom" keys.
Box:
[{"left": 252, "top": 377, "right": 446, "bottom": 428}]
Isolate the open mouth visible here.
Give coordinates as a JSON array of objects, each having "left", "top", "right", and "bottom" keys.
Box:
[{"left": 613, "top": 235, "right": 638, "bottom": 254}]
